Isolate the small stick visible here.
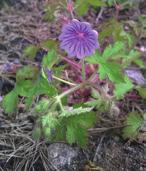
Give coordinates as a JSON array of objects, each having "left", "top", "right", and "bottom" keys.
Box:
[{"left": 96, "top": 7, "right": 105, "bottom": 24}]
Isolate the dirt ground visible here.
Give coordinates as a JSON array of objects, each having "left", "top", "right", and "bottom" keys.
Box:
[{"left": 0, "top": 0, "right": 145, "bottom": 171}]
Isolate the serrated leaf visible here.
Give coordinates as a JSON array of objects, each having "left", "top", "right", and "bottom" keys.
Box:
[
  {"left": 42, "top": 50, "right": 57, "bottom": 69},
  {"left": 2, "top": 90, "right": 18, "bottom": 115},
  {"left": 114, "top": 76, "right": 133, "bottom": 97},
  {"left": 75, "top": 128, "right": 88, "bottom": 147},
  {"left": 23, "top": 45, "right": 38, "bottom": 58},
  {"left": 122, "top": 112, "right": 143, "bottom": 139},
  {"left": 58, "top": 111, "right": 96, "bottom": 147},
  {"left": 66, "top": 124, "right": 76, "bottom": 144},
  {"left": 123, "top": 50, "right": 143, "bottom": 67},
  {"left": 75, "top": 0, "right": 89, "bottom": 16},
  {"left": 98, "top": 61, "right": 125, "bottom": 83},
  {"left": 35, "top": 99, "right": 49, "bottom": 113},
  {"left": 99, "top": 19, "right": 134, "bottom": 47},
  {"left": 85, "top": 50, "right": 101, "bottom": 64},
  {"left": 16, "top": 65, "right": 39, "bottom": 81},
  {"left": 42, "top": 113, "right": 58, "bottom": 137},
  {"left": 40, "top": 39, "right": 58, "bottom": 50},
  {"left": 99, "top": 19, "right": 123, "bottom": 43},
  {"left": 102, "top": 41, "right": 125, "bottom": 59},
  {"left": 16, "top": 80, "right": 34, "bottom": 97},
  {"left": 37, "top": 76, "right": 57, "bottom": 96},
  {"left": 75, "top": 111, "right": 96, "bottom": 129}
]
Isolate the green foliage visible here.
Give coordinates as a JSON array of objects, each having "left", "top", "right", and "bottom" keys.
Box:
[
  {"left": 43, "top": 0, "right": 66, "bottom": 21},
  {"left": 137, "top": 85, "right": 146, "bottom": 99},
  {"left": 42, "top": 113, "right": 58, "bottom": 138},
  {"left": 35, "top": 99, "right": 50, "bottom": 114},
  {"left": 122, "top": 50, "right": 143, "bottom": 68},
  {"left": 75, "top": 0, "right": 106, "bottom": 16},
  {"left": 99, "top": 19, "right": 135, "bottom": 48},
  {"left": 114, "top": 76, "right": 133, "bottom": 98},
  {"left": 86, "top": 46, "right": 125, "bottom": 84},
  {"left": 42, "top": 50, "right": 57, "bottom": 69},
  {"left": 16, "top": 65, "right": 39, "bottom": 81},
  {"left": 36, "top": 103, "right": 96, "bottom": 147},
  {"left": 23, "top": 45, "right": 38, "bottom": 59},
  {"left": 16, "top": 80, "right": 34, "bottom": 97},
  {"left": 98, "top": 61, "right": 125, "bottom": 83},
  {"left": 40, "top": 39, "right": 58, "bottom": 50},
  {"left": 2, "top": 0, "right": 145, "bottom": 149},
  {"left": 122, "top": 112, "right": 143, "bottom": 139},
  {"left": 85, "top": 88, "right": 111, "bottom": 112},
  {"left": 86, "top": 39, "right": 144, "bottom": 98},
  {"left": 102, "top": 41, "right": 125, "bottom": 59},
  {"left": 58, "top": 109, "right": 96, "bottom": 147},
  {"left": 2, "top": 90, "right": 18, "bottom": 116},
  {"left": 2, "top": 64, "right": 57, "bottom": 115}
]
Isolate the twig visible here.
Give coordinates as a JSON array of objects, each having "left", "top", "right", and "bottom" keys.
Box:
[
  {"left": 96, "top": 7, "right": 105, "bottom": 24},
  {"left": 93, "top": 135, "right": 105, "bottom": 163}
]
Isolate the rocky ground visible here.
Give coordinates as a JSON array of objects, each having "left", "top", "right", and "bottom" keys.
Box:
[{"left": 0, "top": 0, "right": 145, "bottom": 171}]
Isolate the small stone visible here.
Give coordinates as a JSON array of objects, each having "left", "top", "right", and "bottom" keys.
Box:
[
  {"left": 8, "top": 52, "right": 20, "bottom": 59},
  {"left": 48, "top": 143, "right": 87, "bottom": 171},
  {"left": 0, "top": 44, "right": 7, "bottom": 51}
]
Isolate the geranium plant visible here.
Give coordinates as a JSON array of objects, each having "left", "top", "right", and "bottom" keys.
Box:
[{"left": 2, "top": 0, "right": 145, "bottom": 147}]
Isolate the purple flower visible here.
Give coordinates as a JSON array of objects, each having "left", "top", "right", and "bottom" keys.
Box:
[
  {"left": 2, "top": 63, "right": 13, "bottom": 72},
  {"left": 59, "top": 19, "right": 99, "bottom": 59},
  {"left": 46, "top": 69, "right": 53, "bottom": 81}
]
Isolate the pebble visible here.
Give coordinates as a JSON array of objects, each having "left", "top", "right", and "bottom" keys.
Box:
[{"left": 48, "top": 143, "right": 87, "bottom": 171}]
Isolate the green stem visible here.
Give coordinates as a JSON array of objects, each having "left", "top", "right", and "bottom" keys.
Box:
[
  {"left": 81, "top": 59, "right": 86, "bottom": 81},
  {"left": 58, "top": 81, "right": 88, "bottom": 100},
  {"left": 53, "top": 75, "right": 76, "bottom": 86},
  {"left": 56, "top": 96, "right": 65, "bottom": 112}
]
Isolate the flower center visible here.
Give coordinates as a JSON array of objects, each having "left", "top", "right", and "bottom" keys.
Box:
[{"left": 77, "top": 32, "right": 85, "bottom": 38}]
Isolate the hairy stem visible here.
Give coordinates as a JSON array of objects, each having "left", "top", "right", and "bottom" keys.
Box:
[
  {"left": 53, "top": 75, "right": 77, "bottom": 86},
  {"left": 58, "top": 81, "right": 88, "bottom": 100}
]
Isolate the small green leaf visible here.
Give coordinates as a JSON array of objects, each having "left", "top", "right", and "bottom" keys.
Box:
[
  {"left": 98, "top": 61, "right": 125, "bottom": 83},
  {"left": 24, "top": 45, "right": 38, "bottom": 58},
  {"left": 123, "top": 50, "right": 143, "bottom": 67},
  {"left": 42, "top": 113, "right": 58, "bottom": 137},
  {"left": 2, "top": 90, "right": 18, "bottom": 115},
  {"left": 35, "top": 99, "right": 50, "bottom": 114},
  {"left": 102, "top": 41, "right": 125, "bottom": 59},
  {"left": 85, "top": 50, "right": 101, "bottom": 64},
  {"left": 76, "top": 0, "right": 89, "bottom": 16},
  {"left": 66, "top": 124, "right": 76, "bottom": 144},
  {"left": 37, "top": 76, "right": 57, "bottom": 96},
  {"left": 122, "top": 112, "right": 143, "bottom": 139},
  {"left": 114, "top": 76, "right": 133, "bottom": 97},
  {"left": 16, "top": 65, "right": 39, "bottom": 81},
  {"left": 40, "top": 39, "right": 58, "bottom": 50},
  {"left": 75, "top": 128, "right": 88, "bottom": 148},
  {"left": 42, "top": 50, "right": 57, "bottom": 69},
  {"left": 137, "top": 85, "right": 146, "bottom": 99},
  {"left": 16, "top": 80, "right": 34, "bottom": 97}
]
